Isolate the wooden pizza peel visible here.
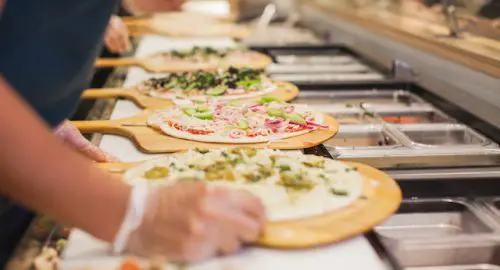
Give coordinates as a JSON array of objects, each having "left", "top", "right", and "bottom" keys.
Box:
[
  {"left": 72, "top": 111, "right": 339, "bottom": 153},
  {"left": 98, "top": 160, "right": 402, "bottom": 248},
  {"left": 80, "top": 80, "right": 299, "bottom": 109},
  {"left": 94, "top": 51, "right": 273, "bottom": 72},
  {"left": 121, "top": 13, "right": 251, "bottom": 39}
]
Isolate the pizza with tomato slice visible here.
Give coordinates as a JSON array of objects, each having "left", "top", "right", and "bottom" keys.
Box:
[
  {"left": 136, "top": 67, "right": 278, "bottom": 101},
  {"left": 147, "top": 98, "right": 329, "bottom": 143}
]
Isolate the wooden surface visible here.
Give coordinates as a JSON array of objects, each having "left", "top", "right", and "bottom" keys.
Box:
[
  {"left": 94, "top": 52, "right": 273, "bottom": 73},
  {"left": 98, "top": 160, "right": 402, "bottom": 248},
  {"left": 311, "top": 2, "right": 500, "bottom": 77},
  {"left": 80, "top": 80, "right": 300, "bottom": 109},
  {"left": 73, "top": 112, "right": 339, "bottom": 153}
]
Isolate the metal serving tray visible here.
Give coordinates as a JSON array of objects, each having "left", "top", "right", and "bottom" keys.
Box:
[
  {"left": 375, "top": 199, "right": 496, "bottom": 241},
  {"left": 266, "top": 63, "right": 372, "bottom": 74},
  {"left": 292, "top": 90, "right": 425, "bottom": 106},
  {"left": 275, "top": 54, "right": 357, "bottom": 65},
  {"left": 325, "top": 111, "right": 380, "bottom": 125},
  {"left": 393, "top": 237, "right": 500, "bottom": 268},
  {"left": 377, "top": 110, "right": 454, "bottom": 124},
  {"left": 270, "top": 72, "right": 385, "bottom": 82},
  {"left": 398, "top": 124, "right": 495, "bottom": 148},
  {"left": 324, "top": 125, "right": 402, "bottom": 149}
]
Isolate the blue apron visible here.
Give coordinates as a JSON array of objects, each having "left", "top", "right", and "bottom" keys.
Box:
[{"left": 0, "top": 0, "right": 120, "bottom": 266}]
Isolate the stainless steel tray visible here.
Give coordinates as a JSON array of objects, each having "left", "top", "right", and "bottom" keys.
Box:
[
  {"left": 266, "top": 63, "right": 372, "bottom": 74},
  {"left": 324, "top": 125, "right": 402, "bottom": 149},
  {"left": 391, "top": 236, "right": 500, "bottom": 268},
  {"left": 397, "top": 124, "right": 496, "bottom": 148},
  {"left": 325, "top": 111, "right": 380, "bottom": 125},
  {"left": 375, "top": 199, "right": 496, "bottom": 241},
  {"left": 270, "top": 72, "right": 385, "bottom": 82},
  {"left": 376, "top": 110, "right": 454, "bottom": 124},
  {"left": 292, "top": 90, "right": 426, "bottom": 107},
  {"left": 275, "top": 54, "right": 357, "bottom": 65}
]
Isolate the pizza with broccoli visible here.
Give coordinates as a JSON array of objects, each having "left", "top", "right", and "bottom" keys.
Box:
[{"left": 136, "top": 67, "right": 279, "bottom": 101}]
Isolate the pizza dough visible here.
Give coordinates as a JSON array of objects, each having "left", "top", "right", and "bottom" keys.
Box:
[
  {"left": 145, "top": 47, "right": 273, "bottom": 72},
  {"left": 149, "top": 12, "right": 251, "bottom": 38},
  {"left": 135, "top": 67, "right": 277, "bottom": 101},
  {"left": 147, "top": 99, "right": 327, "bottom": 144},
  {"left": 123, "top": 148, "right": 365, "bottom": 221}
]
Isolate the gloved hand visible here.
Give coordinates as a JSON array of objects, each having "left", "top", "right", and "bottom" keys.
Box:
[
  {"left": 53, "top": 120, "right": 119, "bottom": 162},
  {"left": 104, "top": 16, "right": 131, "bottom": 54},
  {"left": 123, "top": 0, "right": 185, "bottom": 14},
  {"left": 113, "top": 181, "right": 265, "bottom": 261}
]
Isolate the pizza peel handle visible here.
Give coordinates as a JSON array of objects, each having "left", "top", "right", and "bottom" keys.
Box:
[
  {"left": 72, "top": 119, "right": 127, "bottom": 136},
  {"left": 94, "top": 58, "right": 143, "bottom": 68},
  {"left": 81, "top": 88, "right": 135, "bottom": 100}
]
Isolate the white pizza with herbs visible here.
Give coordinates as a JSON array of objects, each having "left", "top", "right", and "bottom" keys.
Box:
[
  {"left": 124, "top": 148, "right": 365, "bottom": 221},
  {"left": 136, "top": 67, "right": 278, "bottom": 101},
  {"left": 147, "top": 98, "right": 329, "bottom": 143},
  {"left": 148, "top": 46, "right": 271, "bottom": 70}
]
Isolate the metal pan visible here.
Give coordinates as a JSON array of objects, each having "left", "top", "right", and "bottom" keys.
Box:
[
  {"left": 324, "top": 125, "right": 402, "bottom": 150},
  {"left": 397, "top": 124, "right": 496, "bottom": 148},
  {"left": 270, "top": 73, "right": 385, "bottom": 82},
  {"left": 266, "top": 63, "right": 372, "bottom": 74},
  {"left": 375, "top": 198, "right": 497, "bottom": 241},
  {"left": 275, "top": 54, "right": 357, "bottom": 65}
]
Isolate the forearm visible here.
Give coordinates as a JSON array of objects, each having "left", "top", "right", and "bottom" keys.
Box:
[{"left": 0, "top": 77, "right": 130, "bottom": 242}]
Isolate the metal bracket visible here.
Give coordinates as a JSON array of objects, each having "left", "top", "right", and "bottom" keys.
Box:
[{"left": 391, "top": 60, "right": 418, "bottom": 81}]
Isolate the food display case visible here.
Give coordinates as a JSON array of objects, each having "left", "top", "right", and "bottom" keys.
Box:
[{"left": 7, "top": 0, "right": 500, "bottom": 269}]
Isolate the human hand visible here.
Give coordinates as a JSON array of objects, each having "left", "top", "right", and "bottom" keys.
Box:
[
  {"left": 104, "top": 16, "right": 131, "bottom": 54},
  {"left": 53, "top": 120, "right": 119, "bottom": 162},
  {"left": 123, "top": 0, "right": 186, "bottom": 14},
  {"left": 118, "top": 181, "right": 265, "bottom": 261}
]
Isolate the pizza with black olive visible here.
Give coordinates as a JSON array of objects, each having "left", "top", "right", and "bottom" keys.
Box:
[
  {"left": 123, "top": 148, "right": 365, "bottom": 221},
  {"left": 147, "top": 98, "right": 330, "bottom": 143},
  {"left": 136, "top": 67, "right": 277, "bottom": 101}
]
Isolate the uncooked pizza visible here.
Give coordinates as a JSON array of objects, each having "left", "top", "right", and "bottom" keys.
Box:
[
  {"left": 147, "top": 46, "right": 272, "bottom": 70},
  {"left": 136, "top": 67, "right": 277, "bottom": 101},
  {"left": 147, "top": 98, "right": 329, "bottom": 143},
  {"left": 124, "top": 148, "right": 365, "bottom": 221},
  {"left": 148, "top": 12, "right": 251, "bottom": 38}
]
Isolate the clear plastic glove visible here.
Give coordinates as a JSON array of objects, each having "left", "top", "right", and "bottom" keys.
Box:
[
  {"left": 123, "top": 0, "right": 185, "bottom": 14},
  {"left": 53, "top": 120, "right": 119, "bottom": 162},
  {"left": 104, "top": 16, "right": 131, "bottom": 54},
  {"left": 113, "top": 181, "right": 265, "bottom": 262}
]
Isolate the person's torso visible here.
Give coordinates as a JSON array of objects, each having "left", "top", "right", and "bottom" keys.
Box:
[
  {"left": 0, "top": 0, "right": 120, "bottom": 127},
  {"left": 0, "top": 1, "right": 120, "bottom": 266}
]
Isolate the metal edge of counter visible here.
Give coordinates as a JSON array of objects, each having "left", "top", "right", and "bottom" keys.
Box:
[{"left": 298, "top": 2, "right": 500, "bottom": 132}]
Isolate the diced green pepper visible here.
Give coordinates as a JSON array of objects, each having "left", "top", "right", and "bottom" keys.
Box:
[
  {"left": 237, "top": 119, "right": 249, "bottom": 130},
  {"left": 285, "top": 113, "right": 306, "bottom": 124},
  {"left": 194, "top": 112, "right": 214, "bottom": 120},
  {"left": 206, "top": 86, "right": 227, "bottom": 96},
  {"left": 259, "top": 96, "right": 284, "bottom": 104},
  {"left": 237, "top": 79, "right": 261, "bottom": 87},
  {"left": 279, "top": 165, "right": 291, "bottom": 172},
  {"left": 195, "top": 107, "right": 209, "bottom": 113},
  {"left": 144, "top": 166, "right": 169, "bottom": 179},
  {"left": 267, "top": 108, "right": 285, "bottom": 118},
  {"left": 182, "top": 108, "right": 197, "bottom": 117}
]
